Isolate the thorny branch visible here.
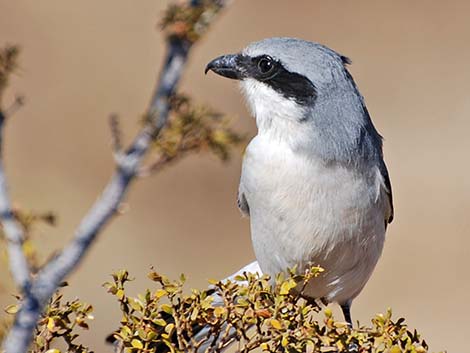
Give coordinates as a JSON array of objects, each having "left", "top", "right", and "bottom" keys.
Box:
[{"left": 0, "top": 1, "right": 233, "bottom": 352}]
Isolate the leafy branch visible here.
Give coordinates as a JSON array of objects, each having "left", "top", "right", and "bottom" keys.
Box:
[
  {"left": 0, "top": 1, "right": 234, "bottom": 352},
  {"left": 105, "top": 268, "right": 430, "bottom": 353},
  {"left": 141, "top": 94, "right": 244, "bottom": 176}
]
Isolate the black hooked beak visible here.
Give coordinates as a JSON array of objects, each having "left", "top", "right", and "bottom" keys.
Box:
[{"left": 205, "top": 54, "right": 246, "bottom": 80}]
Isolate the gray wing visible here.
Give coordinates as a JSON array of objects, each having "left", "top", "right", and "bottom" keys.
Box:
[
  {"left": 379, "top": 160, "right": 394, "bottom": 225},
  {"left": 237, "top": 190, "right": 250, "bottom": 217}
]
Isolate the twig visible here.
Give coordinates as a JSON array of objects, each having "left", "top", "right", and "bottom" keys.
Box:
[
  {"left": 3, "top": 95, "right": 25, "bottom": 118},
  {"left": 138, "top": 147, "right": 192, "bottom": 177},
  {"left": 109, "top": 113, "right": 123, "bottom": 154},
  {"left": 1, "top": 1, "right": 232, "bottom": 352},
  {"left": 139, "top": 156, "right": 172, "bottom": 176}
]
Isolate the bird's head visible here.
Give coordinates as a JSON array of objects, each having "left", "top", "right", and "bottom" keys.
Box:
[
  {"left": 205, "top": 37, "right": 383, "bottom": 163},
  {"left": 206, "top": 37, "right": 356, "bottom": 122}
]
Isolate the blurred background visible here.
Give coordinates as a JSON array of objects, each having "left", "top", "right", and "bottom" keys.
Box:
[{"left": 1, "top": 0, "right": 469, "bottom": 351}]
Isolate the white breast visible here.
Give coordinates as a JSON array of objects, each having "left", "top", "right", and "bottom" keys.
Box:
[{"left": 240, "top": 133, "right": 388, "bottom": 304}]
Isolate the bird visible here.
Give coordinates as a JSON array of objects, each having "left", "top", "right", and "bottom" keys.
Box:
[{"left": 205, "top": 37, "right": 393, "bottom": 325}]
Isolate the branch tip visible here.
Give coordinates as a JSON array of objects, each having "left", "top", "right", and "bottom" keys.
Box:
[
  {"left": 116, "top": 202, "right": 130, "bottom": 215},
  {"left": 109, "top": 113, "right": 123, "bottom": 154},
  {"left": 3, "top": 94, "right": 25, "bottom": 118}
]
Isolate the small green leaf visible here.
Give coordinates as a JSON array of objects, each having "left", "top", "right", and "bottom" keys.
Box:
[
  {"left": 153, "top": 318, "right": 167, "bottom": 326},
  {"left": 324, "top": 307, "right": 333, "bottom": 318},
  {"left": 165, "top": 323, "right": 175, "bottom": 334},
  {"left": 138, "top": 329, "right": 147, "bottom": 340},
  {"left": 128, "top": 298, "right": 143, "bottom": 311},
  {"left": 147, "top": 331, "right": 157, "bottom": 340},
  {"left": 270, "top": 319, "right": 283, "bottom": 330},
  {"left": 207, "top": 278, "right": 219, "bottom": 285},
  {"left": 120, "top": 325, "right": 132, "bottom": 338},
  {"left": 306, "top": 340, "right": 314, "bottom": 353},
  {"left": 279, "top": 278, "right": 297, "bottom": 295},
  {"left": 161, "top": 304, "right": 173, "bottom": 314},
  {"left": 131, "top": 338, "right": 144, "bottom": 349},
  {"left": 116, "top": 289, "right": 125, "bottom": 300},
  {"left": 154, "top": 289, "right": 167, "bottom": 298},
  {"left": 47, "top": 317, "right": 56, "bottom": 332},
  {"left": 4, "top": 304, "right": 18, "bottom": 314},
  {"left": 214, "top": 307, "right": 225, "bottom": 317},
  {"left": 260, "top": 343, "right": 269, "bottom": 351}
]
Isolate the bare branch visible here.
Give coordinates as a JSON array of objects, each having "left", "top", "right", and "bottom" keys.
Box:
[
  {"left": 0, "top": 76, "right": 30, "bottom": 295},
  {"left": 1, "top": 1, "right": 232, "bottom": 352},
  {"left": 0, "top": 140, "right": 31, "bottom": 294}
]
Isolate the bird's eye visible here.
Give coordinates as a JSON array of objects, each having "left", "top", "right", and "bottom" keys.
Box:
[{"left": 257, "top": 56, "right": 274, "bottom": 74}]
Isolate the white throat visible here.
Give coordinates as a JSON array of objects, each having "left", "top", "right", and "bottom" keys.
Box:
[{"left": 240, "top": 79, "right": 309, "bottom": 144}]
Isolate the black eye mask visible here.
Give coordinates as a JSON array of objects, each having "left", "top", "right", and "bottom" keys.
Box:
[{"left": 237, "top": 54, "right": 317, "bottom": 106}]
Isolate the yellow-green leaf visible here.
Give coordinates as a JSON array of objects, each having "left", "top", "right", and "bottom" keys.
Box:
[
  {"left": 161, "top": 304, "right": 173, "bottom": 314},
  {"left": 4, "top": 304, "right": 18, "bottom": 314},
  {"left": 116, "top": 289, "right": 125, "bottom": 300},
  {"left": 165, "top": 323, "right": 175, "bottom": 334},
  {"left": 138, "top": 329, "right": 147, "bottom": 340},
  {"left": 47, "top": 318, "right": 55, "bottom": 331},
  {"left": 270, "top": 319, "right": 283, "bottom": 330},
  {"left": 214, "top": 307, "right": 226, "bottom": 317},
  {"left": 120, "top": 325, "right": 132, "bottom": 338},
  {"left": 306, "top": 340, "right": 314, "bottom": 353},
  {"left": 155, "top": 289, "right": 167, "bottom": 298},
  {"left": 279, "top": 279, "right": 297, "bottom": 295},
  {"left": 128, "top": 298, "right": 143, "bottom": 311},
  {"left": 260, "top": 343, "right": 269, "bottom": 351},
  {"left": 153, "top": 318, "right": 167, "bottom": 326},
  {"left": 131, "top": 339, "right": 144, "bottom": 349},
  {"left": 324, "top": 307, "right": 333, "bottom": 318}
]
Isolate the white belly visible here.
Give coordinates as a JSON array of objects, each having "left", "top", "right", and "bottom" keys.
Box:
[{"left": 241, "top": 135, "right": 387, "bottom": 304}]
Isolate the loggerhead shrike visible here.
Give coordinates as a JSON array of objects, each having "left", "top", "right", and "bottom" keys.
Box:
[{"left": 205, "top": 37, "right": 394, "bottom": 324}]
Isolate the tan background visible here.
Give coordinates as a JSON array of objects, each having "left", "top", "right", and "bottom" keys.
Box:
[{"left": 1, "top": 0, "right": 469, "bottom": 351}]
